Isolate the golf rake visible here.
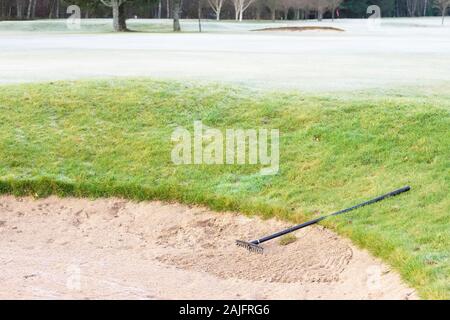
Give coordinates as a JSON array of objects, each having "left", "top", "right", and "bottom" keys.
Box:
[{"left": 236, "top": 186, "right": 411, "bottom": 254}]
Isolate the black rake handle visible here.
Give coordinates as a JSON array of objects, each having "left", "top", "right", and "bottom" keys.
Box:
[{"left": 252, "top": 186, "right": 411, "bottom": 245}]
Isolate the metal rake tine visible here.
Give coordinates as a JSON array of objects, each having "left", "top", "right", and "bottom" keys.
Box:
[{"left": 235, "top": 240, "right": 264, "bottom": 254}]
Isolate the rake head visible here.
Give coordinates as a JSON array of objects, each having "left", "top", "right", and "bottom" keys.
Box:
[{"left": 235, "top": 240, "right": 264, "bottom": 254}]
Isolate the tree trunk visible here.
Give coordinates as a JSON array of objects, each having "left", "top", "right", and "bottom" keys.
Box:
[
  {"left": 118, "top": 2, "right": 128, "bottom": 30},
  {"left": 216, "top": 7, "right": 221, "bottom": 20},
  {"left": 317, "top": 10, "right": 323, "bottom": 21},
  {"left": 271, "top": 9, "right": 275, "bottom": 21},
  {"left": 166, "top": 0, "right": 170, "bottom": 18},
  {"left": 406, "top": 0, "right": 418, "bottom": 17},
  {"left": 157, "top": 0, "right": 161, "bottom": 18},
  {"left": 31, "top": 0, "right": 36, "bottom": 18},
  {"left": 112, "top": 1, "right": 120, "bottom": 30},
  {"left": 173, "top": 0, "right": 181, "bottom": 31},
  {"left": 332, "top": 8, "right": 335, "bottom": 21},
  {"left": 238, "top": 7, "right": 243, "bottom": 21},
  {"left": 26, "top": 0, "right": 32, "bottom": 19},
  {"left": 442, "top": 9, "right": 446, "bottom": 25},
  {"left": 16, "top": 0, "right": 24, "bottom": 19},
  {"left": 112, "top": 0, "right": 128, "bottom": 32},
  {"left": 48, "top": 0, "right": 54, "bottom": 18},
  {"left": 56, "top": 0, "right": 59, "bottom": 19},
  {"left": 197, "top": 0, "right": 201, "bottom": 32}
]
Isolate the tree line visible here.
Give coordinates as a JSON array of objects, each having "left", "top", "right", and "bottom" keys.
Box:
[{"left": 1, "top": 0, "right": 449, "bottom": 30}]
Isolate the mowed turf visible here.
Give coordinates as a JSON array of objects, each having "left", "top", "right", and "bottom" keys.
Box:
[{"left": 0, "top": 79, "right": 448, "bottom": 298}]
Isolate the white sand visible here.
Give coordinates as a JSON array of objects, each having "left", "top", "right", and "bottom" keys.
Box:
[{"left": 0, "top": 196, "right": 417, "bottom": 299}]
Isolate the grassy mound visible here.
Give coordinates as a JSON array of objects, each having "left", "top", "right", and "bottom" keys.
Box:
[{"left": 0, "top": 79, "right": 448, "bottom": 298}]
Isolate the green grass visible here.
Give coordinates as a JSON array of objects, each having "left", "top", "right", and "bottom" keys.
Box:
[
  {"left": 279, "top": 234, "right": 297, "bottom": 246},
  {"left": 0, "top": 79, "right": 448, "bottom": 299}
]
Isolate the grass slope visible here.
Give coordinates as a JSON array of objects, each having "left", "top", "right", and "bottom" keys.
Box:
[{"left": 0, "top": 79, "right": 448, "bottom": 298}]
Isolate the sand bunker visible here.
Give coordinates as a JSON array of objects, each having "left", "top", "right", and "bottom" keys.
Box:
[
  {"left": 156, "top": 220, "right": 353, "bottom": 283},
  {"left": 0, "top": 195, "right": 417, "bottom": 299},
  {"left": 253, "top": 26, "right": 345, "bottom": 32}
]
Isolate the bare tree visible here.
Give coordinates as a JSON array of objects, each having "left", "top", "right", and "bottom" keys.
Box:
[
  {"left": 277, "top": 0, "right": 293, "bottom": 19},
  {"left": 264, "top": 0, "right": 277, "bottom": 21},
  {"left": 100, "top": 0, "right": 128, "bottom": 31},
  {"left": 207, "top": 0, "right": 225, "bottom": 20},
  {"left": 26, "top": 0, "right": 35, "bottom": 19},
  {"left": 197, "top": 0, "right": 202, "bottom": 31},
  {"left": 31, "top": 0, "right": 36, "bottom": 18},
  {"left": 16, "top": 0, "right": 25, "bottom": 19},
  {"left": 406, "top": 0, "right": 419, "bottom": 16},
  {"left": 434, "top": 0, "right": 450, "bottom": 24},
  {"left": 295, "top": 0, "right": 313, "bottom": 19},
  {"left": 232, "top": 0, "right": 255, "bottom": 21},
  {"left": 173, "top": 0, "right": 182, "bottom": 31},
  {"left": 312, "top": 0, "right": 329, "bottom": 21},
  {"left": 48, "top": 0, "right": 56, "bottom": 18},
  {"left": 329, "top": 0, "right": 342, "bottom": 20},
  {"left": 421, "top": 0, "right": 430, "bottom": 15},
  {"left": 157, "top": 0, "right": 162, "bottom": 18}
]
